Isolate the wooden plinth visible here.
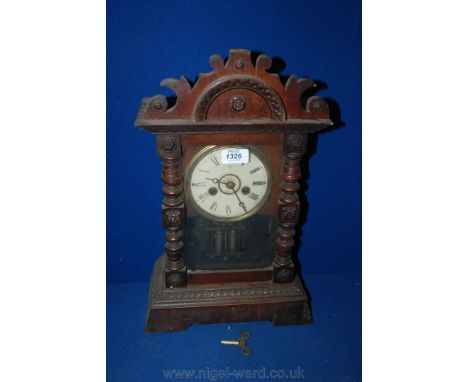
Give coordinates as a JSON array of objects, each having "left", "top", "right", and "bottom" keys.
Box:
[{"left": 145, "top": 255, "right": 312, "bottom": 333}]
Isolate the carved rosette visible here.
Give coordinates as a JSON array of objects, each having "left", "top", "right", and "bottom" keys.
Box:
[
  {"left": 157, "top": 134, "right": 187, "bottom": 287},
  {"left": 162, "top": 208, "right": 184, "bottom": 228},
  {"left": 273, "top": 132, "right": 307, "bottom": 283}
]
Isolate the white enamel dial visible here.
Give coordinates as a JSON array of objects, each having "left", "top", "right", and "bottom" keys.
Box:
[{"left": 186, "top": 146, "right": 271, "bottom": 222}]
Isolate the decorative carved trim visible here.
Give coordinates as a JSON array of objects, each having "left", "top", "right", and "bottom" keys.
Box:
[
  {"left": 159, "top": 135, "right": 178, "bottom": 152},
  {"left": 193, "top": 76, "right": 286, "bottom": 121},
  {"left": 135, "top": 49, "right": 333, "bottom": 131},
  {"left": 285, "top": 133, "right": 306, "bottom": 152},
  {"left": 162, "top": 207, "right": 184, "bottom": 229},
  {"left": 279, "top": 203, "right": 300, "bottom": 225},
  {"left": 275, "top": 267, "right": 294, "bottom": 283},
  {"left": 156, "top": 281, "right": 303, "bottom": 301}
]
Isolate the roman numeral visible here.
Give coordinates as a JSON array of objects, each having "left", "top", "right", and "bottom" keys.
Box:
[
  {"left": 198, "top": 192, "right": 209, "bottom": 202},
  {"left": 209, "top": 201, "right": 218, "bottom": 211},
  {"left": 226, "top": 204, "right": 231, "bottom": 215},
  {"left": 192, "top": 182, "right": 206, "bottom": 187},
  {"left": 248, "top": 192, "right": 259, "bottom": 201},
  {"left": 210, "top": 157, "right": 220, "bottom": 166},
  {"left": 198, "top": 169, "right": 210, "bottom": 173},
  {"left": 249, "top": 167, "right": 261, "bottom": 174},
  {"left": 253, "top": 181, "right": 266, "bottom": 186}
]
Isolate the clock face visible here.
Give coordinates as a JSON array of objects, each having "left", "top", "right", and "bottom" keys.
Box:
[{"left": 186, "top": 146, "right": 272, "bottom": 222}]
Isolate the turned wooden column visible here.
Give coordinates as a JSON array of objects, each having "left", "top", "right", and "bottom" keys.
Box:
[
  {"left": 273, "top": 132, "right": 308, "bottom": 283},
  {"left": 157, "top": 134, "right": 187, "bottom": 287}
]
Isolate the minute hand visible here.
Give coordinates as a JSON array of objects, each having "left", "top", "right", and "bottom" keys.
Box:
[{"left": 232, "top": 188, "right": 247, "bottom": 213}]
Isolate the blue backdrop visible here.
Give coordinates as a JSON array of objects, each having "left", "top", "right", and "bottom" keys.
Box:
[{"left": 107, "top": 0, "right": 361, "bottom": 283}]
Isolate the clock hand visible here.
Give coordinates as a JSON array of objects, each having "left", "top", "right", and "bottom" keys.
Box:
[
  {"left": 206, "top": 177, "right": 228, "bottom": 185},
  {"left": 232, "top": 187, "right": 247, "bottom": 213}
]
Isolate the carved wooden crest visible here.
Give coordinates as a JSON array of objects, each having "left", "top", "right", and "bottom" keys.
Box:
[{"left": 135, "top": 49, "right": 333, "bottom": 133}]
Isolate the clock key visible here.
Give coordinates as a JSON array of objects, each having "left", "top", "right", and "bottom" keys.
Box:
[{"left": 220, "top": 331, "right": 251, "bottom": 356}]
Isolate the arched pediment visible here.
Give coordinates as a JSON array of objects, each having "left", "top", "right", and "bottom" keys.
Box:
[{"left": 135, "top": 49, "right": 332, "bottom": 134}]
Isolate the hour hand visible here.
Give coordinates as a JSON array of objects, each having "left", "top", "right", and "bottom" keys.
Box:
[{"left": 206, "top": 177, "right": 227, "bottom": 185}]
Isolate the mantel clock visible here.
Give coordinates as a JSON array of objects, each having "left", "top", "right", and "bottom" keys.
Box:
[{"left": 135, "top": 49, "right": 333, "bottom": 332}]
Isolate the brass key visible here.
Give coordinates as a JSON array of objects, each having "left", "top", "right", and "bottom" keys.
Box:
[{"left": 220, "top": 331, "right": 251, "bottom": 356}]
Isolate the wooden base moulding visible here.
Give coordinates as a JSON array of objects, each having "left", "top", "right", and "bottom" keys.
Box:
[{"left": 145, "top": 255, "right": 312, "bottom": 333}]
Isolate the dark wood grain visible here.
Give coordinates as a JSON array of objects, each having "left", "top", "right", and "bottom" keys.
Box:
[{"left": 187, "top": 267, "right": 272, "bottom": 284}]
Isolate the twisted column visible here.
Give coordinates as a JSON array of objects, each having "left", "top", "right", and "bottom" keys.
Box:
[
  {"left": 157, "top": 134, "right": 186, "bottom": 287},
  {"left": 273, "top": 133, "right": 307, "bottom": 283}
]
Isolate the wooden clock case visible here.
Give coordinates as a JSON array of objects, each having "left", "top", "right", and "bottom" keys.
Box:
[{"left": 135, "top": 49, "right": 333, "bottom": 332}]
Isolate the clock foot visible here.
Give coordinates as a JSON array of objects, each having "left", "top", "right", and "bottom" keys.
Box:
[{"left": 145, "top": 256, "right": 312, "bottom": 333}]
